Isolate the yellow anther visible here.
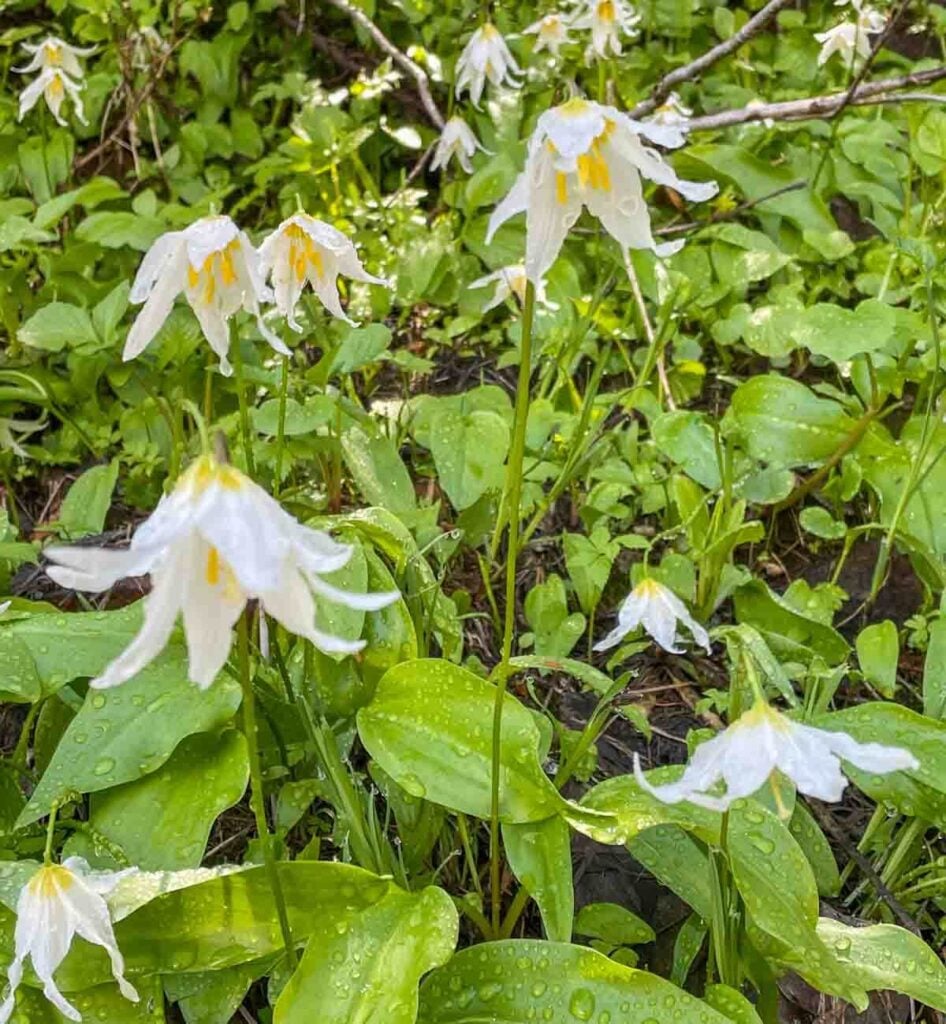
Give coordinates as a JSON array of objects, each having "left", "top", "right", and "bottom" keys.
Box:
[
  {"left": 205, "top": 546, "right": 221, "bottom": 586},
  {"left": 555, "top": 171, "right": 568, "bottom": 205}
]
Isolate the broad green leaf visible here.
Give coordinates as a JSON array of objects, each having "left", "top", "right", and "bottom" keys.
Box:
[
  {"left": 726, "top": 376, "right": 857, "bottom": 468},
  {"left": 574, "top": 902, "right": 654, "bottom": 946},
  {"left": 503, "top": 817, "right": 574, "bottom": 942},
  {"left": 18, "top": 648, "right": 242, "bottom": 827},
  {"left": 329, "top": 323, "right": 392, "bottom": 374},
  {"left": 733, "top": 579, "right": 849, "bottom": 664},
  {"left": 10, "top": 979, "right": 163, "bottom": 1023},
  {"left": 563, "top": 528, "right": 619, "bottom": 615},
  {"left": 428, "top": 407, "right": 509, "bottom": 510},
  {"left": 254, "top": 395, "right": 335, "bottom": 436},
  {"left": 417, "top": 940, "right": 731, "bottom": 1024},
  {"left": 651, "top": 410, "right": 721, "bottom": 490},
  {"left": 522, "top": 574, "right": 585, "bottom": 658},
  {"left": 856, "top": 620, "right": 899, "bottom": 697},
  {"left": 68, "top": 730, "right": 249, "bottom": 870},
  {"left": 816, "top": 918, "right": 946, "bottom": 1011},
  {"left": 788, "top": 801, "right": 840, "bottom": 898},
  {"left": 75, "top": 212, "right": 165, "bottom": 251},
  {"left": 57, "top": 462, "right": 119, "bottom": 539},
  {"left": 799, "top": 506, "right": 846, "bottom": 540},
  {"left": 274, "top": 885, "right": 457, "bottom": 1024},
  {"left": 628, "top": 824, "right": 712, "bottom": 921},
  {"left": 794, "top": 300, "right": 906, "bottom": 364},
  {"left": 703, "top": 984, "right": 763, "bottom": 1024},
  {"left": 341, "top": 426, "right": 417, "bottom": 515},
  {"left": 165, "top": 961, "right": 269, "bottom": 1024},
  {"left": 923, "top": 615, "right": 946, "bottom": 719},
  {"left": 18, "top": 303, "right": 98, "bottom": 353},
  {"left": 357, "top": 659, "right": 565, "bottom": 823}
]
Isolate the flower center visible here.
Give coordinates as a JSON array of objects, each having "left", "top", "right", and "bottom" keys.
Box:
[
  {"left": 552, "top": 121, "right": 615, "bottom": 206},
  {"left": 184, "top": 455, "right": 245, "bottom": 495},
  {"left": 28, "top": 865, "right": 73, "bottom": 899},
  {"left": 47, "top": 74, "right": 64, "bottom": 98},
  {"left": 186, "top": 240, "right": 240, "bottom": 305},
  {"left": 204, "top": 545, "right": 242, "bottom": 600},
  {"left": 45, "top": 42, "right": 62, "bottom": 64},
  {"left": 285, "top": 224, "right": 325, "bottom": 283},
  {"left": 598, "top": 0, "right": 615, "bottom": 23}
]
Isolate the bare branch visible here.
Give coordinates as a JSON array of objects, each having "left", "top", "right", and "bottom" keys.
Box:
[
  {"left": 685, "top": 65, "right": 946, "bottom": 131},
  {"left": 323, "top": 0, "right": 445, "bottom": 129},
  {"left": 629, "top": 0, "right": 796, "bottom": 119}
]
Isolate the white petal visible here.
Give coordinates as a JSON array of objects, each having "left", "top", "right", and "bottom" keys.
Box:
[
  {"left": 129, "top": 231, "right": 185, "bottom": 304},
  {"left": 44, "top": 544, "right": 157, "bottom": 592},
  {"left": 261, "top": 568, "right": 365, "bottom": 654},
  {"left": 123, "top": 245, "right": 188, "bottom": 360},
  {"left": 307, "top": 574, "right": 399, "bottom": 611},
  {"left": 820, "top": 727, "right": 919, "bottom": 775},
  {"left": 487, "top": 170, "right": 529, "bottom": 242}
]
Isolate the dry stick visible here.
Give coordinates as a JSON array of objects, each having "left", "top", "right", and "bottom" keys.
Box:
[
  {"left": 323, "top": 0, "right": 445, "bottom": 129},
  {"left": 684, "top": 66, "right": 946, "bottom": 132},
  {"left": 628, "top": 0, "right": 797, "bottom": 119},
  {"left": 622, "top": 250, "right": 675, "bottom": 410}
]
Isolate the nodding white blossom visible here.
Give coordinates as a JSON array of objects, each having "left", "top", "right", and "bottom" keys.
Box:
[
  {"left": 430, "top": 116, "right": 488, "bottom": 174},
  {"left": 594, "top": 577, "right": 711, "bottom": 654},
  {"left": 14, "top": 36, "right": 95, "bottom": 78},
  {"left": 815, "top": 5, "right": 886, "bottom": 66},
  {"left": 455, "top": 24, "right": 521, "bottom": 107},
  {"left": 571, "top": 0, "right": 640, "bottom": 58},
  {"left": 648, "top": 92, "right": 693, "bottom": 131},
  {"left": 129, "top": 26, "right": 170, "bottom": 71},
  {"left": 634, "top": 700, "right": 919, "bottom": 812},
  {"left": 487, "top": 98, "right": 717, "bottom": 283},
  {"left": 123, "top": 215, "right": 288, "bottom": 377},
  {"left": 18, "top": 67, "right": 87, "bottom": 126},
  {"left": 0, "top": 858, "right": 138, "bottom": 1023},
  {"left": 45, "top": 454, "right": 399, "bottom": 690},
  {"left": 524, "top": 13, "right": 573, "bottom": 55},
  {"left": 258, "top": 213, "right": 389, "bottom": 331},
  {"left": 469, "top": 265, "right": 552, "bottom": 312}
]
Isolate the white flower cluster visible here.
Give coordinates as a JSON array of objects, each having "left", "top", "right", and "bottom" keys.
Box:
[{"left": 16, "top": 36, "right": 93, "bottom": 126}]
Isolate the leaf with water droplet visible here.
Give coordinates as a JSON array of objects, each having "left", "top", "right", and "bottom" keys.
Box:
[{"left": 503, "top": 817, "right": 574, "bottom": 943}]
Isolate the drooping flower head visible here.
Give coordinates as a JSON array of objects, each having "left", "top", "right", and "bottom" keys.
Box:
[
  {"left": 18, "top": 68, "right": 87, "bottom": 126},
  {"left": 469, "top": 265, "right": 551, "bottom": 312},
  {"left": 258, "top": 213, "right": 389, "bottom": 331},
  {"left": 123, "top": 215, "right": 288, "bottom": 376},
  {"left": 14, "top": 36, "right": 95, "bottom": 78},
  {"left": 571, "top": 0, "right": 639, "bottom": 58},
  {"left": 815, "top": 4, "right": 885, "bottom": 66},
  {"left": 45, "top": 454, "right": 399, "bottom": 690},
  {"left": 0, "top": 858, "right": 137, "bottom": 1024},
  {"left": 431, "top": 116, "right": 488, "bottom": 174},
  {"left": 455, "top": 24, "right": 522, "bottom": 107},
  {"left": 634, "top": 700, "right": 919, "bottom": 812},
  {"left": 487, "top": 98, "right": 717, "bottom": 283},
  {"left": 594, "top": 577, "right": 710, "bottom": 654},
  {"left": 524, "top": 13, "right": 573, "bottom": 55}
]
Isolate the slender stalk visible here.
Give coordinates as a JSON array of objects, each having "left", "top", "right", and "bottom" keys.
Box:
[
  {"left": 238, "top": 616, "right": 297, "bottom": 970},
  {"left": 43, "top": 803, "right": 59, "bottom": 866},
  {"left": 623, "top": 250, "right": 675, "bottom": 410},
  {"left": 204, "top": 360, "right": 214, "bottom": 428},
  {"left": 231, "top": 331, "right": 256, "bottom": 478},
  {"left": 273, "top": 354, "right": 290, "bottom": 497},
  {"left": 489, "top": 281, "right": 537, "bottom": 933}
]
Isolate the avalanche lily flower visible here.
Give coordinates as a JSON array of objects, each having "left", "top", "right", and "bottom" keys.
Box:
[
  {"left": 487, "top": 98, "right": 717, "bottom": 282},
  {"left": 0, "top": 858, "right": 137, "bottom": 1023},
  {"left": 455, "top": 24, "right": 521, "bottom": 106},
  {"left": 571, "top": 0, "right": 639, "bottom": 58},
  {"left": 431, "top": 116, "right": 488, "bottom": 174},
  {"left": 648, "top": 92, "right": 693, "bottom": 131},
  {"left": 634, "top": 700, "right": 919, "bottom": 811},
  {"left": 815, "top": 5, "right": 885, "bottom": 66},
  {"left": 44, "top": 454, "right": 399, "bottom": 690},
  {"left": 14, "top": 36, "right": 95, "bottom": 78},
  {"left": 594, "top": 577, "right": 711, "bottom": 654},
  {"left": 470, "top": 265, "right": 551, "bottom": 312},
  {"left": 123, "top": 215, "right": 288, "bottom": 376},
  {"left": 18, "top": 67, "right": 86, "bottom": 126},
  {"left": 258, "top": 213, "right": 389, "bottom": 330},
  {"left": 524, "top": 13, "right": 573, "bottom": 55}
]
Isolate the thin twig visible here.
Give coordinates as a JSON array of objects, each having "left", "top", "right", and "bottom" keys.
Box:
[
  {"left": 323, "top": 0, "right": 445, "bottom": 128},
  {"left": 685, "top": 66, "right": 946, "bottom": 131},
  {"left": 629, "top": 0, "right": 796, "bottom": 119},
  {"left": 623, "top": 250, "right": 676, "bottom": 410}
]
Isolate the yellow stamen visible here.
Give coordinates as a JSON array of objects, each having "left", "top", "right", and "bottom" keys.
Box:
[
  {"left": 29, "top": 865, "right": 73, "bottom": 898},
  {"left": 555, "top": 172, "right": 568, "bottom": 205},
  {"left": 598, "top": 0, "right": 615, "bottom": 22},
  {"left": 48, "top": 75, "right": 64, "bottom": 98},
  {"left": 182, "top": 455, "right": 246, "bottom": 496},
  {"left": 45, "top": 43, "right": 62, "bottom": 64},
  {"left": 206, "top": 546, "right": 221, "bottom": 586},
  {"left": 284, "top": 223, "right": 325, "bottom": 281},
  {"left": 187, "top": 239, "right": 241, "bottom": 306}
]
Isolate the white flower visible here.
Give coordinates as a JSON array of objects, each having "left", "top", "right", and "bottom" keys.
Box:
[
  {"left": 257, "top": 213, "right": 389, "bottom": 331},
  {"left": 14, "top": 36, "right": 95, "bottom": 79},
  {"left": 0, "top": 858, "right": 138, "bottom": 1023},
  {"left": 44, "top": 454, "right": 399, "bottom": 690},
  {"left": 486, "top": 98, "right": 717, "bottom": 283},
  {"left": 431, "top": 116, "right": 488, "bottom": 174},
  {"left": 815, "top": 6, "right": 885, "bottom": 66},
  {"left": 123, "top": 215, "right": 288, "bottom": 377},
  {"left": 634, "top": 700, "right": 919, "bottom": 811},
  {"left": 594, "top": 577, "right": 711, "bottom": 654},
  {"left": 455, "top": 24, "right": 521, "bottom": 107},
  {"left": 18, "top": 68, "right": 86, "bottom": 127},
  {"left": 648, "top": 92, "right": 693, "bottom": 131},
  {"left": 524, "top": 13, "right": 573, "bottom": 55},
  {"left": 571, "top": 0, "right": 639, "bottom": 58},
  {"left": 469, "top": 265, "right": 551, "bottom": 312}
]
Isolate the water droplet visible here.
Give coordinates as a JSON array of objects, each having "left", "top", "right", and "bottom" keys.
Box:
[
  {"left": 93, "top": 757, "right": 115, "bottom": 776},
  {"left": 532, "top": 982, "right": 548, "bottom": 997},
  {"left": 91, "top": 693, "right": 106, "bottom": 710},
  {"left": 747, "top": 832, "right": 775, "bottom": 855},
  {"left": 569, "top": 988, "right": 595, "bottom": 1021}
]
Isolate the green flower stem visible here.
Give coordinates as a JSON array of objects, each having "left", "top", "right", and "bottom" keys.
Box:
[
  {"left": 489, "top": 279, "right": 536, "bottom": 934},
  {"left": 238, "top": 615, "right": 298, "bottom": 971},
  {"left": 231, "top": 331, "right": 255, "bottom": 478},
  {"left": 273, "top": 354, "right": 290, "bottom": 497},
  {"left": 43, "top": 802, "right": 59, "bottom": 866}
]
